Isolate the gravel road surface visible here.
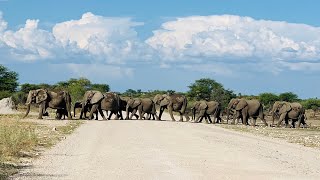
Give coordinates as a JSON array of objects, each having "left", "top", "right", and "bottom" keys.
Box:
[{"left": 12, "top": 113, "right": 320, "bottom": 180}]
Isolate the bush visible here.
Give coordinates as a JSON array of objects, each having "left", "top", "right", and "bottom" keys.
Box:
[{"left": 0, "top": 91, "right": 12, "bottom": 100}]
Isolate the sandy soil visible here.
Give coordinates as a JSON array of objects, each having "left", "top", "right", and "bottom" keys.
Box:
[{"left": 11, "top": 113, "right": 320, "bottom": 180}]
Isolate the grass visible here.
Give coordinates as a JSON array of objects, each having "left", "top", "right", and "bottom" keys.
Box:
[
  {"left": 0, "top": 114, "right": 83, "bottom": 179},
  {"left": 218, "top": 112, "right": 320, "bottom": 149}
]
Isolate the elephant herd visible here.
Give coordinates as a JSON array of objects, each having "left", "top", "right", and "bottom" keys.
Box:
[{"left": 23, "top": 89, "right": 308, "bottom": 128}]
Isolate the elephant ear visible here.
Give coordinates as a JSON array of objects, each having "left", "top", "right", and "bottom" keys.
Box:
[
  {"left": 199, "top": 101, "right": 208, "bottom": 110},
  {"left": 279, "top": 103, "right": 292, "bottom": 114},
  {"left": 132, "top": 99, "right": 141, "bottom": 109},
  {"left": 235, "top": 99, "right": 247, "bottom": 110},
  {"left": 90, "top": 91, "right": 104, "bottom": 104},
  {"left": 36, "top": 89, "right": 48, "bottom": 103},
  {"left": 160, "top": 96, "right": 170, "bottom": 107}
]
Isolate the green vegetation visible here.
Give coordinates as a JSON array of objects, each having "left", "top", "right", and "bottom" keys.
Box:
[
  {"left": 0, "top": 65, "right": 19, "bottom": 100},
  {"left": 0, "top": 115, "right": 82, "bottom": 179}
]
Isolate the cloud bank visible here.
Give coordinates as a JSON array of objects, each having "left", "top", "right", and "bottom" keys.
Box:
[{"left": 0, "top": 12, "right": 320, "bottom": 75}]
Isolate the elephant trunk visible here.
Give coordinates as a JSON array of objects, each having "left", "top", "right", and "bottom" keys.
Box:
[{"left": 23, "top": 103, "right": 31, "bottom": 118}]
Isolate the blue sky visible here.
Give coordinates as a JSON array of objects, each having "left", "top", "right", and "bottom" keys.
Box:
[{"left": 0, "top": 0, "right": 319, "bottom": 98}]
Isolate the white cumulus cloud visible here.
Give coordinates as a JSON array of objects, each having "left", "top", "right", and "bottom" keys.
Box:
[
  {"left": 146, "top": 15, "right": 320, "bottom": 63},
  {"left": 52, "top": 12, "right": 146, "bottom": 64}
]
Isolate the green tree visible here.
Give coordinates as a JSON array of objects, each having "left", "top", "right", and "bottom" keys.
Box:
[
  {"left": 187, "top": 78, "right": 236, "bottom": 108},
  {"left": 91, "top": 84, "right": 110, "bottom": 92},
  {"left": 187, "top": 78, "right": 223, "bottom": 100},
  {"left": 0, "top": 65, "right": 19, "bottom": 92},
  {"left": 258, "top": 93, "right": 280, "bottom": 109},
  {"left": 279, "top": 92, "right": 299, "bottom": 102},
  {"left": 300, "top": 98, "right": 320, "bottom": 117}
]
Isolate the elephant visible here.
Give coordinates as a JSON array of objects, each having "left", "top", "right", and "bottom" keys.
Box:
[
  {"left": 271, "top": 101, "right": 307, "bottom": 128},
  {"left": 191, "top": 100, "right": 222, "bottom": 124},
  {"left": 226, "top": 98, "right": 243, "bottom": 124},
  {"left": 100, "top": 92, "right": 123, "bottom": 120},
  {"left": 119, "top": 97, "right": 139, "bottom": 119},
  {"left": 125, "top": 98, "right": 159, "bottom": 120},
  {"left": 74, "top": 101, "right": 98, "bottom": 120},
  {"left": 153, "top": 94, "right": 189, "bottom": 121},
  {"left": 80, "top": 91, "right": 123, "bottom": 120},
  {"left": 23, "top": 89, "right": 72, "bottom": 120},
  {"left": 80, "top": 90, "right": 105, "bottom": 120},
  {"left": 230, "top": 99, "right": 268, "bottom": 126}
]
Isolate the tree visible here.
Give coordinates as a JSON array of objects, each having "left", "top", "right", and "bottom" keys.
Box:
[
  {"left": 0, "top": 65, "right": 19, "bottom": 92},
  {"left": 259, "top": 93, "right": 280, "bottom": 109},
  {"left": 187, "top": 78, "right": 236, "bottom": 108},
  {"left": 300, "top": 98, "right": 320, "bottom": 117},
  {"left": 279, "top": 92, "right": 299, "bottom": 102},
  {"left": 187, "top": 78, "right": 223, "bottom": 100}
]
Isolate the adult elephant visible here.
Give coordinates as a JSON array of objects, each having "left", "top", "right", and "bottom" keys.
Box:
[
  {"left": 153, "top": 94, "right": 188, "bottom": 121},
  {"left": 23, "top": 89, "right": 72, "bottom": 120},
  {"left": 125, "top": 98, "right": 159, "bottom": 120},
  {"left": 100, "top": 92, "right": 123, "bottom": 120},
  {"left": 191, "top": 100, "right": 222, "bottom": 124},
  {"left": 226, "top": 98, "right": 242, "bottom": 124},
  {"left": 230, "top": 99, "right": 268, "bottom": 126},
  {"left": 271, "top": 101, "right": 307, "bottom": 128},
  {"left": 80, "top": 90, "right": 105, "bottom": 120}
]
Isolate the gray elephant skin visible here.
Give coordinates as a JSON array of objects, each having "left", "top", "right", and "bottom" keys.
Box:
[
  {"left": 24, "top": 89, "right": 72, "bottom": 120},
  {"left": 125, "top": 98, "right": 159, "bottom": 120},
  {"left": 153, "top": 94, "right": 189, "bottom": 121},
  {"left": 271, "top": 101, "right": 306, "bottom": 128},
  {"left": 230, "top": 99, "right": 268, "bottom": 126},
  {"left": 74, "top": 101, "right": 98, "bottom": 120},
  {"left": 191, "top": 100, "right": 222, "bottom": 124},
  {"left": 80, "top": 91, "right": 122, "bottom": 120}
]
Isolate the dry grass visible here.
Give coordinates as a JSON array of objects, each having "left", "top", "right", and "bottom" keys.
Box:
[
  {"left": 218, "top": 111, "right": 320, "bottom": 149},
  {"left": 0, "top": 113, "right": 83, "bottom": 179}
]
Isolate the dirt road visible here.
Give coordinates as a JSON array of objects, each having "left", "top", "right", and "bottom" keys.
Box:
[{"left": 12, "top": 113, "right": 320, "bottom": 180}]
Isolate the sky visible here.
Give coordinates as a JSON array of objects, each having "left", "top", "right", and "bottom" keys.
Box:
[{"left": 0, "top": 0, "right": 319, "bottom": 98}]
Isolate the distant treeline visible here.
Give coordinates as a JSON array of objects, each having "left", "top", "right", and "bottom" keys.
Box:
[{"left": 0, "top": 64, "right": 319, "bottom": 111}]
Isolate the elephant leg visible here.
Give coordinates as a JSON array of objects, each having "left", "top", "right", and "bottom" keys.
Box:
[
  {"left": 89, "top": 105, "right": 98, "bottom": 120},
  {"left": 177, "top": 112, "right": 183, "bottom": 122},
  {"left": 38, "top": 103, "right": 46, "bottom": 119},
  {"left": 184, "top": 114, "right": 190, "bottom": 122},
  {"left": 98, "top": 108, "right": 106, "bottom": 120},
  {"left": 158, "top": 107, "right": 164, "bottom": 120},
  {"left": 206, "top": 114, "right": 213, "bottom": 124},
  {"left": 113, "top": 111, "right": 119, "bottom": 120},
  {"left": 291, "top": 119, "right": 296, "bottom": 128},
  {"left": 277, "top": 113, "right": 287, "bottom": 127},
  {"left": 129, "top": 109, "right": 137, "bottom": 120},
  {"left": 95, "top": 110, "right": 98, "bottom": 120},
  {"left": 153, "top": 112, "right": 159, "bottom": 120},
  {"left": 107, "top": 111, "right": 113, "bottom": 120},
  {"left": 231, "top": 111, "right": 239, "bottom": 125},
  {"left": 252, "top": 118, "right": 257, "bottom": 126},
  {"left": 168, "top": 107, "right": 176, "bottom": 121},
  {"left": 242, "top": 112, "right": 248, "bottom": 126}
]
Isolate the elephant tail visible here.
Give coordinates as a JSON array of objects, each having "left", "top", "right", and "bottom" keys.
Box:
[{"left": 181, "top": 96, "right": 187, "bottom": 114}]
